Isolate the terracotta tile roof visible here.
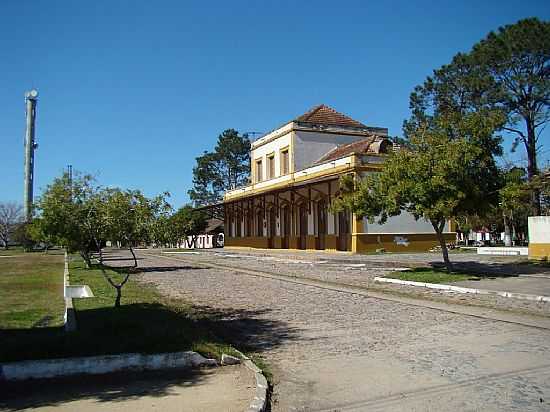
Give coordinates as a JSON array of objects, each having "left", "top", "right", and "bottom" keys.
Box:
[
  {"left": 205, "top": 218, "right": 224, "bottom": 233},
  {"left": 294, "top": 104, "right": 368, "bottom": 129},
  {"left": 316, "top": 136, "right": 390, "bottom": 164}
]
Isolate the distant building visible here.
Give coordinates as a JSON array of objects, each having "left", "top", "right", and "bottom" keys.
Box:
[{"left": 223, "top": 104, "right": 454, "bottom": 252}]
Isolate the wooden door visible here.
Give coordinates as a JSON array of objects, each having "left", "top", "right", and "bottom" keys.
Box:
[
  {"left": 281, "top": 206, "right": 290, "bottom": 249},
  {"left": 337, "top": 210, "right": 350, "bottom": 251},
  {"left": 299, "top": 204, "right": 308, "bottom": 250},
  {"left": 316, "top": 200, "right": 327, "bottom": 250},
  {"left": 268, "top": 208, "right": 276, "bottom": 248}
]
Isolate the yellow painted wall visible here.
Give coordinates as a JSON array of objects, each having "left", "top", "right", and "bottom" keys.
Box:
[
  {"left": 529, "top": 243, "right": 550, "bottom": 260},
  {"left": 225, "top": 236, "right": 269, "bottom": 249},
  {"left": 225, "top": 233, "right": 455, "bottom": 254},
  {"left": 325, "top": 235, "right": 337, "bottom": 251},
  {"left": 353, "top": 233, "right": 455, "bottom": 253},
  {"left": 289, "top": 236, "right": 300, "bottom": 249}
]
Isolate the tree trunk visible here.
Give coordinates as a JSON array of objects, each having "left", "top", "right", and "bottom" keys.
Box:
[
  {"left": 93, "top": 237, "right": 103, "bottom": 265},
  {"left": 115, "top": 286, "right": 122, "bottom": 308},
  {"left": 503, "top": 213, "right": 512, "bottom": 247},
  {"left": 432, "top": 220, "right": 453, "bottom": 272},
  {"left": 128, "top": 246, "right": 137, "bottom": 268},
  {"left": 80, "top": 251, "right": 91, "bottom": 268},
  {"left": 526, "top": 118, "right": 541, "bottom": 216}
]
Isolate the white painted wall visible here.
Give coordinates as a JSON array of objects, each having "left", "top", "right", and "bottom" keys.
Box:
[
  {"left": 362, "top": 212, "right": 449, "bottom": 234},
  {"left": 294, "top": 130, "right": 365, "bottom": 171},
  {"left": 179, "top": 235, "right": 214, "bottom": 249},
  {"left": 529, "top": 216, "right": 550, "bottom": 243},
  {"left": 251, "top": 132, "right": 292, "bottom": 181}
]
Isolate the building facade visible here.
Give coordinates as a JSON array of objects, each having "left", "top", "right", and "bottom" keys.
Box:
[{"left": 223, "top": 105, "right": 454, "bottom": 253}]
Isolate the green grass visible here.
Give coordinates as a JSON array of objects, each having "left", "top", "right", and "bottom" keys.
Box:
[
  {"left": 0, "top": 246, "right": 27, "bottom": 256},
  {"left": 0, "top": 251, "right": 65, "bottom": 328},
  {"left": 0, "top": 256, "right": 251, "bottom": 363},
  {"left": 387, "top": 267, "right": 481, "bottom": 284},
  {"left": 248, "top": 353, "right": 273, "bottom": 383}
]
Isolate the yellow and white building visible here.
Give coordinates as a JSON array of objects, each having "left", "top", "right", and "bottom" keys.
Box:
[{"left": 223, "top": 105, "right": 455, "bottom": 253}]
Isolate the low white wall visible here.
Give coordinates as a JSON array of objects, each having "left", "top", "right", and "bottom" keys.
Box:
[
  {"left": 179, "top": 235, "right": 213, "bottom": 249},
  {"left": 528, "top": 216, "right": 550, "bottom": 260},
  {"left": 1, "top": 351, "right": 216, "bottom": 381},
  {"left": 529, "top": 216, "right": 550, "bottom": 243},
  {"left": 477, "top": 247, "right": 528, "bottom": 256}
]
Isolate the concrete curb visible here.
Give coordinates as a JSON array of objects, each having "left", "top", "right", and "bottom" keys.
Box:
[
  {"left": 63, "top": 252, "right": 77, "bottom": 332},
  {"left": 374, "top": 276, "right": 550, "bottom": 303},
  {"left": 233, "top": 350, "right": 268, "bottom": 412},
  {"left": 0, "top": 351, "right": 217, "bottom": 381}
]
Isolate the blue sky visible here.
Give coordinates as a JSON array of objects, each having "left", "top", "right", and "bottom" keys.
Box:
[{"left": 1, "top": 1, "right": 549, "bottom": 208}]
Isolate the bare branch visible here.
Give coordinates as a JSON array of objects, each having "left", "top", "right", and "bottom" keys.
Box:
[{"left": 502, "top": 126, "right": 527, "bottom": 141}]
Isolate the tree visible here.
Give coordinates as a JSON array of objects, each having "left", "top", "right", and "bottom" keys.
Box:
[
  {"left": 500, "top": 168, "right": 531, "bottom": 246},
  {"left": 188, "top": 129, "right": 250, "bottom": 206},
  {"left": 0, "top": 202, "right": 23, "bottom": 249},
  {"left": 531, "top": 170, "right": 550, "bottom": 215},
  {"left": 13, "top": 222, "right": 38, "bottom": 251},
  {"left": 170, "top": 205, "right": 208, "bottom": 248},
  {"left": 34, "top": 172, "right": 99, "bottom": 267},
  {"left": 100, "top": 189, "right": 171, "bottom": 307},
  {"left": 407, "top": 18, "right": 549, "bottom": 214},
  {"left": 335, "top": 112, "right": 503, "bottom": 272},
  {"left": 445, "top": 18, "right": 549, "bottom": 214},
  {"left": 150, "top": 212, "right": 175, "bottom": 248}
]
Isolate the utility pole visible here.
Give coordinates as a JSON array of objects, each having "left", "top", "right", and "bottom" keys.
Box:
[{"left": 23, "top": 89, "right": 39, "bottom": 222}]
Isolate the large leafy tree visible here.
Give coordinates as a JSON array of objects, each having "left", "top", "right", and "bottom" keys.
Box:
[
  {"left": 336, "top": 111, "right": 503, "bottom": 272},
  {"left": 471, "top": 18, "right": 549, "bottom": 214},
  {"left": 34, "top": 172, "right": 100, "bottom": 267},
  {"left": 170, "top": 205, "right": 208, "bottom": 248},
  {"left": 189, "top": 129, "right": 250, "bottom": 206},
  {"left": 414, "top": 18, "right": 549, "bottom": 214},
  {"left": 33, "top": 171, "right": 171, "bottom": 307}
]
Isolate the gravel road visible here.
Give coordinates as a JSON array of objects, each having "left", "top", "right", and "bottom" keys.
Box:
[{"left": 135, "top": 250, "right": 550, "bottom": 411}]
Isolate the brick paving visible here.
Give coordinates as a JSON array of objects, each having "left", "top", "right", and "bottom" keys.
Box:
[{"left": 134, "top": 250, "right": 550, "bottom": 411}]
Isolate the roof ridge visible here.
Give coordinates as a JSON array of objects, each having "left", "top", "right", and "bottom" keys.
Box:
[{"left": 294, "top": 104, "right": 368, "bottom": 129}]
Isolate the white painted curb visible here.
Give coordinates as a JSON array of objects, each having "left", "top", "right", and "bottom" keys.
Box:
[
  {"left": 0, "top": 351, "right": 217, "bottom": 381},
  {"left": 374, "top": 277, "right": 550, "bottom": 303},
  {"left": 63, "top": 252, "right": 77, "bottom": 332},
  {"left": 234, "top": 350, "right": 268, "bottom": 412}
]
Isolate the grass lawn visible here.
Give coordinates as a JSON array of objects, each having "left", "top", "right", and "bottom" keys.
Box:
[
  {"left": 387, "top": 267, "right": 481, "bottom": 284},
  {"left": 0, "top": 256, "right": 240, "bottom": 363},
  {"left": 0, "top": 246, "right": 27, "bottom": 256},
  {"left": 0, "top": 251, "right": 65, "bottom": 329}
]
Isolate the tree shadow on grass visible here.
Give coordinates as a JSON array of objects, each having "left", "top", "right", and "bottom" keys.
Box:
[
  {"left": 0, "top": 301, "right": 301, "bottom": 409},
  {"left": 427, "top": 260, "right": 550, "bottom": 278},
  {"left": 100, "top": 256, "right": 144, "bottom": 262}
]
